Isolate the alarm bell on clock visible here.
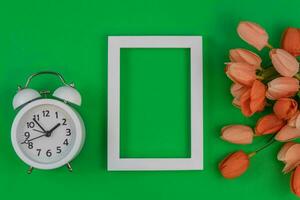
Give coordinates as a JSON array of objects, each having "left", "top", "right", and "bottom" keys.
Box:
[{"left": 11, "top": 71, "right": 86, "bottom": 174}]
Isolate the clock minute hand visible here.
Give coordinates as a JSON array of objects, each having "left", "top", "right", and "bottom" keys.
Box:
[{"left": 33, "top": 118, "right": 47, "bottom": 133}]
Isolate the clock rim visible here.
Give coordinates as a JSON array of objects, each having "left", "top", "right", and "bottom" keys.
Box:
[{"left": 11, "top": 98, "right": 85, "bottom": 170}]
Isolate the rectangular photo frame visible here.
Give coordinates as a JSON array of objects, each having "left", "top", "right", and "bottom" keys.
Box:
[{"left": 108, "top": 36, "right": 203, "bottom": 171}]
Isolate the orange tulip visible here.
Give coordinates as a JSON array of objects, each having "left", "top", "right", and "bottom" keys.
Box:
[
  {"left": 237, "top": 21, "right": 269, "bottom": 50},
  {"left": 275, "top": 125, "right": 300, "bottom": 142},
  {"left": 229, "top": 48, "right": 262, "bottom": 68},
  {"left": 273, "top": 98, "right": 298, "bottom": 120},
  {"left": 281, "top": 27, "right": 300, "bottom": 57},
  {"left": 240, "top": 80, "right": 266, "bottom": 117},
  {"left": 219, "top": 150, "right": 250, "bottom": 179},
  {"left": 266, "top": 77, "right": 299, "bottom": 100},
  {"left": 255, "top": 113, "right": 285, "bottom": 135},
  {"left": 270, "top": 49, "right": 299, "bottom": 77},
  {"left": 221, "top": 125, "right": 253, "bottom": 144},
  {"left": 291, "top": 166, "right": 300, "bottom": 197},
  {"left": 288, "top": 111, "right": 300, "bottom": 129},
  {"left": 225, "top": 62, "right": 257, "bottom": 86},
  {"left": 278, "top": 142, "right": 300, "bottom": 173}
]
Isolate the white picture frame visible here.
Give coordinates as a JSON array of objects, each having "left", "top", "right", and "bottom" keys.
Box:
[{"left": 108, "top": 36, "right": 203, "bottom": 171}]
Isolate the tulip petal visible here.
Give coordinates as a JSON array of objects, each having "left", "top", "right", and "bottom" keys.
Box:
[
  {"left": 250, "top": 80, "right": 266, "bottom": 112},
  {"left": 291, "top": 166, "right": 300, "bottom": 197},
  {"left": 277, "top": 142, "right": 296, "bottom": 161},
  {"left": 226, "top": 63, "right": 257, "bottom": 86},
  {"left": 281, "top": 27, "right": 300, "bottom": 57},
  {"left": 270, "top": 49, "right": 299, "bottom": 77},
  {"left": 281, "top": 143, "right": 300, "bottom": 173},
  {"left": 266, "top": 77, "right": 299, "bottom": 100},
  {"left": 221, "top": 125, "right": 253, "bottom": 144},
  {"left": 275, "top": 125, "right": 300, "bottom": 142},
  {"left": 255, "top": 113, "right": 285, "bottom": 136},
  {"left": 219, "top": 151, "right": 250, "bottom": 179},
  {"left": 237, "top": 21, "right": 269, "bottom": 50},
  {"left": 229, "top": 48, "right": 262, "bottom": 68},
  {"left": 273, "top": 98, "right": 298, "bottom": 120},
  {"left": 240, "top": 90, "right": 253, "bottom": 116}
]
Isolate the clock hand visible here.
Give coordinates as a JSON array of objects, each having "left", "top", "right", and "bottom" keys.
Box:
[
  {"left": 46, "top": 123, "right": 61, "bottom": 137},
  {"left": 21, "top": 134, "right": 46, "bottom": 144},
  {"left": 33, "top": 129, "right": 46, "bottom": 134},
  {"left": 33, "top": 118, "right": 47, "bottom": 133}
]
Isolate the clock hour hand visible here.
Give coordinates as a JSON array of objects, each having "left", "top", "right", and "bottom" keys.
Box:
[
  {"left": 46, "top": 123, "right": 61, "bottom": 137},
  {"left": 33, "top": 118, "right": 47, "bottom": 133}
]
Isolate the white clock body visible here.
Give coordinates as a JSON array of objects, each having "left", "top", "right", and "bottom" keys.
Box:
[{"left": 11, "top": 98, "right": 85, "bottom": 170}]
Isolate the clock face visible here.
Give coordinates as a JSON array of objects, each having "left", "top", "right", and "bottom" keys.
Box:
[{"left": 15, "top": 104, "right": 77, "bottom": 165}]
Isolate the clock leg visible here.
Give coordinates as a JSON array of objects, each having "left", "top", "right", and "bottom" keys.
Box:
[
  {"left": 27, "top": 166, "right": 33, "bottom": 174},
  {"left": 66, "top": 163, "right": 73, "bottom": 172}
]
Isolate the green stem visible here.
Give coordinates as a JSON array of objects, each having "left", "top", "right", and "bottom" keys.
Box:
[
  {"left": 249, "top": 135, "right": 276, "bottom": 157},
  {"left": 255, "top": 137, "right": 276, "bottom": 153},
  {"left": 266, "top": 43, "right": 274, "bottom": 49}
]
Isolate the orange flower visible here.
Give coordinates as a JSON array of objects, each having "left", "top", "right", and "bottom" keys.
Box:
[
  {"left": 219, "top": 150, "right": 250, "bottom": 179},
  {"left": 281, "top": 27, "right": 300, "bottom": 57},
  {"left": 266, "top": 77, "right": 299, "bottom": 100},
  {"left": 229, "top": 48, "right": 262, "bottom": 68},
  {"left": 270, "top": 49, "right": 299, "bottom": 77},
  {"left": 225, "top": 62, "right": 257, "bottom": 86},
  {"left": 237, "top": 21, "right": 269, "bottom": 50},
  {"left": 221, "top": 125, "right": 253, "bottom": 144},
  {"left": 274, "top": 98, "right": 298, "bottom": 120},
  {"left": 278, "top": 142, "right": 300, "bottom": 173},
  {"left": 230, "top": 83, "right": 248, "bottom": 107},
  {"left": 291, "top": 166, "right": 300, "bottom": 197},
  {"left": 255, "top": 113, "right": 285, "bottom": 136},
  {"left": 240, "top": 80, "right": 266, "bottom": 117},
  {"left": 275, "top": 125, "right": 300, "bottom": 142}
]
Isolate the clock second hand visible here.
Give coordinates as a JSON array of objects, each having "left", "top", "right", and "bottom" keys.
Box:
[{"left": 21, "top": 134, "right": 46, "bottom": 144}]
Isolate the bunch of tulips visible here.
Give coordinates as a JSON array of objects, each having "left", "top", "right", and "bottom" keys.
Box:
[{"left": 219, "top": 21, "right": 300, "bottom": 197}]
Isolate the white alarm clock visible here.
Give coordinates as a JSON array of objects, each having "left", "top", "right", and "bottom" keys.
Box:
[{"left": 11, "top": 71, "right": 85, "bottom": 173}]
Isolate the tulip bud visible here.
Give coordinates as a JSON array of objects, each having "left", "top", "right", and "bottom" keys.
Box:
[
  {"left": 225, "top": 62, "right": 257, "bottom": 86},
  {"left": 237, "top": 21, "right": 269, "bottom": 50},
  {"left": 274, "top": 98, "right": 298, "bottom": 120},
  {"left": 291, "top": 166, "right": 300, "bottom": 197},
  {"left": 219, "top": 150, "right": 250, "bottom": 179},
  {"left": 281, "top": 27, "right": 300, "bottom": 57},
  {"left": 255, "top": 113, "right": 285, "bottom": 135},
  {"left": 275, "top": 125, "right": 300, "bottom": 142},
  {"left": 229, "top": 48, "right": 262, "bottom": 68},
  {"left": 221, "top": 125, "right": 253, "bottom": 144},
  {"left": 240, "top": 80, "right": 266, "bottom": 117},
  {"left": 270, "top": 49, "right": 299, "bottom": 77},
  {"left": 288, "top": 111, "right": 300, "bottom": 129},
  {"left": 266, "top": 77, "right": 299, "bottom": 100}
]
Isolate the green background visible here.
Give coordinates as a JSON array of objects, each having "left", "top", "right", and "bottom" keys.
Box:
[{"left": 0, "top": 0, "right": 298, "bottom": 199}]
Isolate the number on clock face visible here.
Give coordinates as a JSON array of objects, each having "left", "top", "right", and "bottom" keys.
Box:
[{"left": 17, "top": 104, "right": 76, "bottom": 164}]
